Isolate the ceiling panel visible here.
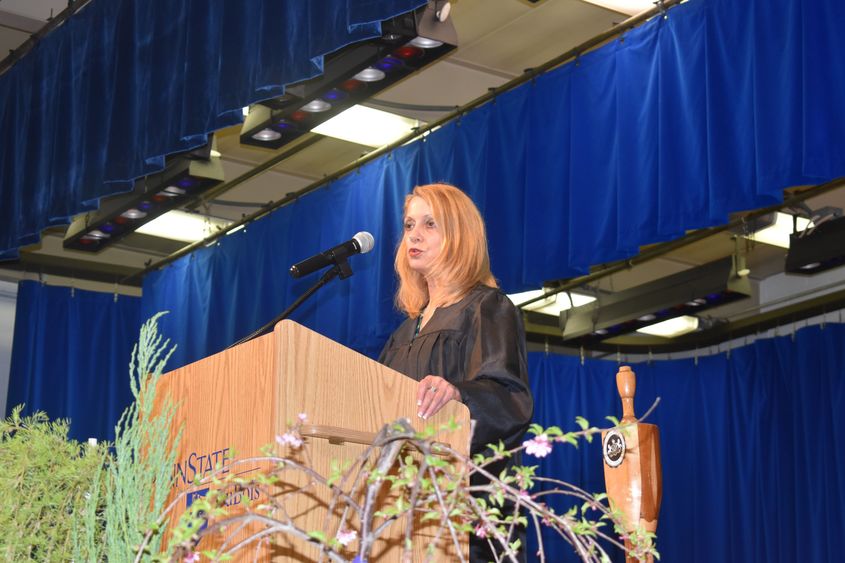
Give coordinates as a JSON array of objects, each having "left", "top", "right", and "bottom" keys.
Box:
[{"left": 452, "top": 0, "right": 622, "bottom": 75}]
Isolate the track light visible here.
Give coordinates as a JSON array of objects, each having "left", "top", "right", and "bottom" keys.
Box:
[
  {"left": 63, "top": 139, "right": 224, "bottom": 252},
  {"left": 560, "top": 257, "right": 752, "bottom": 345},
  {"left": 239, "top": 3, "right": 457, "bottom": 150}
]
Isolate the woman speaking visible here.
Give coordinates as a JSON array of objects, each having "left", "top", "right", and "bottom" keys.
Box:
[{"left": 379, "top": 182, "right": 534, "bottom": 561}]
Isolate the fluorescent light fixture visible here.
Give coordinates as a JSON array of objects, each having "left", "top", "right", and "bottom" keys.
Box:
[
  {"left": 636, "top": 315, "right": 699, "bottom": 338},
  {"left": 747, "top": 212, "right": 812, "bottom": 249},
  {"left": 508, "top": 289, "right": 596, "bottom": 316},
  {"left": 581, "top": 0, "right": 655, "bottom": 16},
  {"left": 311, "top": 105, "right": 421, "bottom": 148},
  {"left": 136, "top": 210, "right": 232, "bottom": 243}
]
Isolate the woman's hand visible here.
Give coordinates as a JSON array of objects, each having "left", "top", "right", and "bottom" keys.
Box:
[{"left": 416, "top": 375, "right": 461, "bottom": 420}]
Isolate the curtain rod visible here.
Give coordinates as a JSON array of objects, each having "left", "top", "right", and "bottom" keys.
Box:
[
  {"left": 122, "top": 0, "right": 686, "bottom": 286},
  {"left": 0, "top": 0, "right": 95, "bottom": 77}
]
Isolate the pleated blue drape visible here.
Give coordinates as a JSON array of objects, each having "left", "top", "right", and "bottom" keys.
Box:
[
  {"left": 6, "top": 281, "right": 141, "bottom": 442},
  {"left": 526, "top": 324, "right": 845, "bottom": 562},
  {"left": 0, "top": 0, "right": 425, "bottom": 259},
  {"left": 140, "top": 0, "right": 845, "bottom": 369}
]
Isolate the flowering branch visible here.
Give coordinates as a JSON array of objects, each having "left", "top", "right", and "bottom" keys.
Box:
[{"left": 146, "top": 405, "right": 660, "bottom": 563}]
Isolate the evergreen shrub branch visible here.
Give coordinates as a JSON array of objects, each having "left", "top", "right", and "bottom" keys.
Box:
[{"left": 0, "top": 312, "right": 181, "bottom": 561}]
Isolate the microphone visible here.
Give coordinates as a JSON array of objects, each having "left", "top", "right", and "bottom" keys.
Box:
[{"left": 289, "top": 231, "right": 375, "bottom": 278}]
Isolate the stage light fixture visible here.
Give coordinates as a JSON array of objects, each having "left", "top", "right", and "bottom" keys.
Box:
[
  {"left": 785, "top": 215, "right": 845, "bottom": 275},
  {"left": 63, "top": 142, "right": 224, "bottom": 252},
  {"left": 560, "top": 257, "right": 751, "bottom": 345},
  {"left": 239, "top": 2, "right": 457, "bottom": 150}
]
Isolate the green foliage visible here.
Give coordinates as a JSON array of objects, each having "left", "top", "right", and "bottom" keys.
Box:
[
  {"left": 96, "top": 311, "right": 181, "bottom": 561},
  {"left": 0, "top": 407, "right": 107, "bottom": 561},
  {"left": 0, "top": 313, "right": 181, "bottom": 561}
]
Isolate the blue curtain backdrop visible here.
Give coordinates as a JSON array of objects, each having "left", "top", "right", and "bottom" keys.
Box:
[
  {"left": 526, "top": 324, "right": 845, "bottom": 562},
  {"left": 141, "top": 0, "right": 845, "bottom": 369},
  {"left": 6, "top": 281, "right": 141, "bottom": 442},
  {"left": 0, "top": 0, "right": 425, "bottom": 259}
]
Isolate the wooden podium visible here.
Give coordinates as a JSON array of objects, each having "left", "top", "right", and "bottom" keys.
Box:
[{"left": 156, "top": 319, "right": 471, "bottom": 561}]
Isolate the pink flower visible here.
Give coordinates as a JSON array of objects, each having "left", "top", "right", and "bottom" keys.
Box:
[
  {"left": 336, "top": 528, "right": 357, "bottom": 546},
  {"left": 474, "top": 523, "right": 488, "bottom": 538},
  {"left": 524, "top": 434, "right": 553, "bottom": 458},
  {"left": 184, "top": 552, "right": 200, "bottom": 563},
  {"left": 276, "top": 432, "right": 303, "bottom": 449},
  {"left": 298, "top": 412, "right": 308, "bottom": 422}
]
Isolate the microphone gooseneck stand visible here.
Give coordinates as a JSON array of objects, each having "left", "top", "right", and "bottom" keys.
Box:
[{"left": 228, "top": 257, "right": 353, "bottom": 349}]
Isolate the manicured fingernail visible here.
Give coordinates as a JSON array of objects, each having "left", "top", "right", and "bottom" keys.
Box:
[
  {"left": 417, "top": 400, "right": 422, "bottom": 406},
  {"left": 417, "top": 412, "right": 423, "bottom": 418}
]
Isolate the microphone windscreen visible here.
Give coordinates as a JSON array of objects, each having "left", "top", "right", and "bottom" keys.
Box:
[{"left": 354, "top": 231, "right": 375, "bottom": 254}]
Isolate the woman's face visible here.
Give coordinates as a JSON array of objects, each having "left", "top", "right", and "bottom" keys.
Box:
[{"left": 404, "top": 196, "right": 443, "bottom": 277}]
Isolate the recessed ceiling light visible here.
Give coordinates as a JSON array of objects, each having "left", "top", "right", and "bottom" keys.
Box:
[
  {"left": 300, "top": 99, "right": 332, "bottom": 113},
  {"left": 252, "top": 128, "right": 281, "bottom": 142},
  {"left": 311, "top": 105, "right": 421, "bottom": 148},
  {"left": 86, "top": 229, "right": 110, "bottom": 239},
  {"left": 136, "top": 210, "right": 232, "bottom": 243},
  {"left": 121, "top": 209, "right": 147, "bottom": 220},
  {"left": 410, "top": 37, "right": 443, "bottom": 49},
  {"left": 354, "top": 67, "right": 386, "bottom": 82},
  {"left": 507, "top": 288, "right": 596, "bottom": 316},
  {"left": 636, "top": 315, "right": 699, "bottom": 338},
  {"left": 161, "top": 186, "right": 186, "bottom": 197}
]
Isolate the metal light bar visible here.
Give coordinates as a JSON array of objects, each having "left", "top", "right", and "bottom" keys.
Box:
[
  {"left": 240, "top": 4, "right": 457, "bottom": 150},
  {"left": 63, "top": 153, "right": 224, "bottom": 252},
  {"left": 560, "top": 257, "right": 752, "bottom": 345}
]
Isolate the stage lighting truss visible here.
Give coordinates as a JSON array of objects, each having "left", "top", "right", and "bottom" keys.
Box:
[
  {"left": 560, "top": 257, "right": 752, "bottom": 346},
  {"left": 63, "top": 147, "right": 224, "bottom": 252},
  {"left": 240, "top": 3, "right": 457, "bottom": 150}
]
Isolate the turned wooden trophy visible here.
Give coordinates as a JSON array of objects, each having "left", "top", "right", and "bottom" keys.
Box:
[{"left": 601, "top": 366, "right": 662, "bottom": 562}]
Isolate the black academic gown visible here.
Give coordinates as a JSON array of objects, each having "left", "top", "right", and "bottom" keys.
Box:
[{"left": 379, "top": 284, "right": 534, "bottom": 561}]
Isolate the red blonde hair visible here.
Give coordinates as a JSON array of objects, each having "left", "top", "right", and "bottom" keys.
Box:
[{"left": 395, "top": 183, "right": 497, "bottom": 317}]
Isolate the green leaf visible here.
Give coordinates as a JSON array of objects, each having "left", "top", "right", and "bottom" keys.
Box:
[
  {"left": 544, "top": 425, "right": 564, "bottom": 438},
  {"left": 421, "top": 511, "right": 441, "bottom": 522},
  {"left": 308, "top": 530, "right": 327, "bottom": 543}
]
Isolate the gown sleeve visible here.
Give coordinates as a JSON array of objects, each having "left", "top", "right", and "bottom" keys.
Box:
[{"left": 452, "top": 289, "right": 534, "bottom": 452}]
